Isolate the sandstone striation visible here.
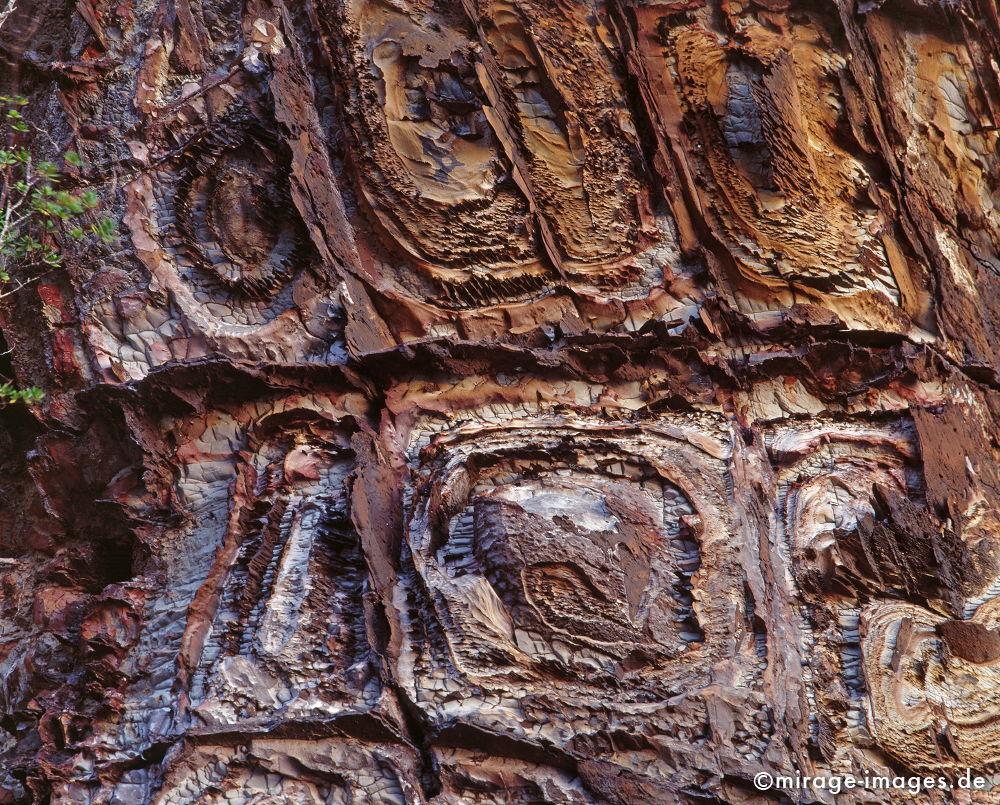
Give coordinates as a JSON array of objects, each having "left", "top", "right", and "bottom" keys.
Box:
[{"left": 0, "top": 0, "right": 999, "bottom": 802}]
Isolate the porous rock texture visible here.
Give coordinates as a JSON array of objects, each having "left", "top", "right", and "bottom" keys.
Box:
[{"left": 1, "top": 0, "right": 1000, "bottom": 802}]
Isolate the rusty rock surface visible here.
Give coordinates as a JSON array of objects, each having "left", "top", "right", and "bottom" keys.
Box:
[{"left": 1, "top": 0, "right": 1000, "bottom": 802}]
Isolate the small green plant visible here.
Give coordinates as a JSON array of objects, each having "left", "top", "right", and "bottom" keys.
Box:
[
  {"left": 0, "top": 381, "right": 42, "bottom": 404},
  {"left": 0, "top": 96, "right": 113, "bottom": 279},
  {"left": 0, "top": 91, "right": 116, "bottom": 405}
]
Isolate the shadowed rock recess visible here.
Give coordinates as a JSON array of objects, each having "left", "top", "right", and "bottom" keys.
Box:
[{"left": 1, "top": 0, "right": 1000, "bottom": 802}]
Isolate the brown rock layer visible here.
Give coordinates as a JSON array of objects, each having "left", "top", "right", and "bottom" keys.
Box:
[{"left": 0, "top": 0, "right": 999, "bottom": 803}]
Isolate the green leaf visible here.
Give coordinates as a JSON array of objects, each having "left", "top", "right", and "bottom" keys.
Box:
[
  {"left": 36, "top": 161, "right": 59, "bottom": 180},
  {"left": 92, "top": 218, "right": 117, "bottom": 243},
  {"left": 0, "top": 384, "right": 44, "bottom": 405},
  {"left": 63, "top": 151, "right": 83, "bottom": 167}
]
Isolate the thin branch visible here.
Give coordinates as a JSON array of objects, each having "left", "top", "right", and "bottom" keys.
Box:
[
  {"left": 0, "top": 0, "right": 16, "bottom": 32},
  {"left": 0, "top": 274, "right": 41, "bottom": 298}
]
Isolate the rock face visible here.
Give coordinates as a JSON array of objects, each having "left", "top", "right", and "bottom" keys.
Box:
[{"left": 1, "top": 0, "right": 1000, "bottom": 802}]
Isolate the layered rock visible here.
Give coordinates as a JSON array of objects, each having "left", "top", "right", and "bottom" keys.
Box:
[{"left": 1, "top": 0, "right": 999, "bottom": 802}]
